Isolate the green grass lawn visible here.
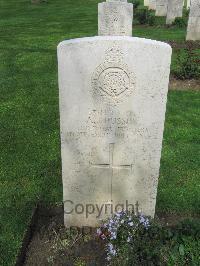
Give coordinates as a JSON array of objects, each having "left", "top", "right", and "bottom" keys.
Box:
[
  {"left": 158, "top": 91, "right": 200, "bottom": 214},
  {"left": 0, "top": 0, "right": 199, "bottom": 265},
  {"left": 134, "top": 25, "right": 186, "bottom": 42}
]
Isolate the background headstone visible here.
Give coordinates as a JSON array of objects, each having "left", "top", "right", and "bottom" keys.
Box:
[
  {"left": 144, "top": 0, "right": 150, "bottom": 6},
  {"left": 98, "top": 1, "right": 133, "bottom": 36},
  {"left": 149, "top": 0, "right": 156, "bottom": 10},
  {"left": 166, "top": 0, "right": 183, "bottom": 24},
  {"left": 58, "top": 1, "right": 172, "bottom": 227},
  {"left": 156, "top": 0, "right": 168, "bottom": 16},
  {"left": 186, "top": 0, "right": 200, "bottom": 40}
]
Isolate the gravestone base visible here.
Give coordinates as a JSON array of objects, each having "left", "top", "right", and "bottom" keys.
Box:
[
  {"left": 148, "top": 0, "right": 156, "bottom": 10},
  {"left": 144, "top": 0, "right": 149, "bottom": 6},
  {"left": 166, "top": 0, "right": 183, "bottom": 24},
  {"left": 156, "top": 7, "right": 167, "bottom": 16},
  {"left": 186, "top": 17, "right": 200, "bottom": 40}
]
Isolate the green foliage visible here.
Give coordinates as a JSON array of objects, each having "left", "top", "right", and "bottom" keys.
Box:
[
  {"left": 134, "top": 25, "right": 186, "bottom": 41},
  {"left": 131, "top": 0, "right": 140, "bottom": 9},
  {"left": 173, "top": 46, "right": 200, "bottom": 79},
  {"left": 136, "top": 8, "right": 148, "bottom": 24},
  {"left": 173, "top": 17, "right": 187, "bottom": 28},
  {"left": 112, "top": 220, "right": 168, "bottom": 265},
  {"left": 135, "top": 8, "right": 156, "bottom": 25},
  {"left": 171, "top": 8, "right": 188, "bottom": 29},
  {"left": 184, "top": 8, "right": 190, "bottom": 17},
  {"left": 183, "top": 7, "right": 190, "bottom": 20},
  {"left": 100, "top": 213, "right": 200, "bottom": 266},
  {"left": 176, "top": 218, "right": 200, "bottom": 237},
  {"left": 148, "top": 13, "right": 156, "bottom": 26}
]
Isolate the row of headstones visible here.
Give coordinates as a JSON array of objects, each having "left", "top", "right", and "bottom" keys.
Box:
[
  {"left": 144, "top": 0, "right": 200, "bottom": 40},
  {"left": 59, "top": 0, "right": 198, "bottom": 227}
]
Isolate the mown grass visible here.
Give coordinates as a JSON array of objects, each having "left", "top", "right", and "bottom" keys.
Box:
[
  {"left": 158, "top": 91, "right": 200, "bottom": 214},
  {"left": 0, "top": 0, "right": 199, "bottom": 265},
  {"left": 134, "top": 25, "right": 187, "bottom": 42}
]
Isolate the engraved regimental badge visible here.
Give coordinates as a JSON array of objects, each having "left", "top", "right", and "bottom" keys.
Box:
[{"left": 92, "top": 45, "right": 135, "bottom": 103}]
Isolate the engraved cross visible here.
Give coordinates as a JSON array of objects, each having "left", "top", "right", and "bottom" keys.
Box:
[
  {"left": 91, "top": 143, "right": 133, "bottom": 171},
  {"left": 90, "top": 143, "right": 133, "bottom": 200}
]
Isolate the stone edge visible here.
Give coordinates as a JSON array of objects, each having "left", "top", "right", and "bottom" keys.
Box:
[{"left": 57, "top": 36, "right": 172, "bottom": 51}]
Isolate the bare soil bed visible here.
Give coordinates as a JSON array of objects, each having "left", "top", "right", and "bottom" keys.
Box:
[
  {"left": 169, "top": 77, "right": 200, "bottom": 91},
  {"left": 23, "top": 206, "right": 106, "bottom": 266},
  {"left": 167, "top": 41, "right": 200, "bottom": 49},
  {"left": 22, "top": 206, "right": 198, "bottom": 266}
]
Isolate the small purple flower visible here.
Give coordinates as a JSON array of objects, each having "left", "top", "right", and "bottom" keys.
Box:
[
  {"left": 110, "top": 230, "right": 117, "bottom": 240},
  {"left": 107, "top": 243, "right": 117, "bottom": 256},
  {"left": 107, "top": 255, "right": 111, "bottom": 261},
  {"left": 139, "top": 216, "right": 145, "bottom": 224},
  {"left": 115, "top": 211, "right": 122, "bottom": 218},
  {"left": 127, "top": 236, "right": 131, "bottom": 242},
  {"left": 139, "top": 214, "right": 150, "bottom": 228},
  {"left": 103, "top": 223, "right": 108, "bottom": 228},
  {"left": 128, "top": 221, "right": 134, "bottom": 227},
  {"left": 96, "top": 228, "right": 102, "bottom": 236},
  {"left": 101, "top": 234, "right": 106, "bottom": 240}
]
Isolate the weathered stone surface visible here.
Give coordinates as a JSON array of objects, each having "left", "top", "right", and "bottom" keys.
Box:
[
  {"left": 144, "top": 0, "right": 150, "bottom": 7},
  {"left": 149, "top": 0, "right": 156, "bottom": 10},
  {"left": 166, "top": 0, "right": 183, "bottom": 24},
  {"left": 58, "top": 36, "right": 171, "bottom": 227},
  {"left": 98, "top": 2, "right": 133, "bottom": 36},
  {"left": 156, "top": 0, "right": 168, "bottom": 16},
  {"left": 186, "top": 0, "right": 200, "bottom": 40}
]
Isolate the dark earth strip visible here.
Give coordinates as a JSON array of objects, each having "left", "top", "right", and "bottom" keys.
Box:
[
  {"left": 23, "top": 206, "right": 200, "bottom": 266},
  {"left": 169, "top": 77, "right": 200, "bottom": 91}
]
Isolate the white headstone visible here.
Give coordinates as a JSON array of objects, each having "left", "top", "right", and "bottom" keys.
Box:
[
  {"left": 144, "top": 0, "right": 150, "bottom": 6},
  {"left": 58, "top": 1, "right": 172, "bottom": 228},
  {"left": 156, "top": 0, "right": 168, "bottom": 16},
  {"left": 166, "top": 0, "right": 183, "bottom": 24},
  {"left": 98, "top": 1, "right": 133, "bottom": 36},
  {"left": 186, "top": 0, "right": 200, "bottom": 40},
  {"left": 149, "top": 0, "right": 156, "bottom": 10}
]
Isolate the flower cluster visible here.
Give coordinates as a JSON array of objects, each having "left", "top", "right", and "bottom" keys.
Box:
[
  {"left": 139, "top": 213, "right": 150, "bottom": 228},
  {"left": 97, "top": 211, "right": 151, "bottom": 262}
]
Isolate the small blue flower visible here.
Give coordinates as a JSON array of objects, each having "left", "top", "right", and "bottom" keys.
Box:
[
  {"left": 107, "top": 243, "right": 117, "bottom": 256},
  {"left": 127, "top": 236, "right": 131, "bottom": 242},
  {"left": 139, "top": 215, "right": 150, "bottom": 228},
  {"left": 115, "top": 212, "right": 122, "bottom": 218},
  {"left": 96, "top": 228, "right": 101, "bottom": 235},
  {"left": 128, "top": 221, "right": 134, "bottom": 227}
]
